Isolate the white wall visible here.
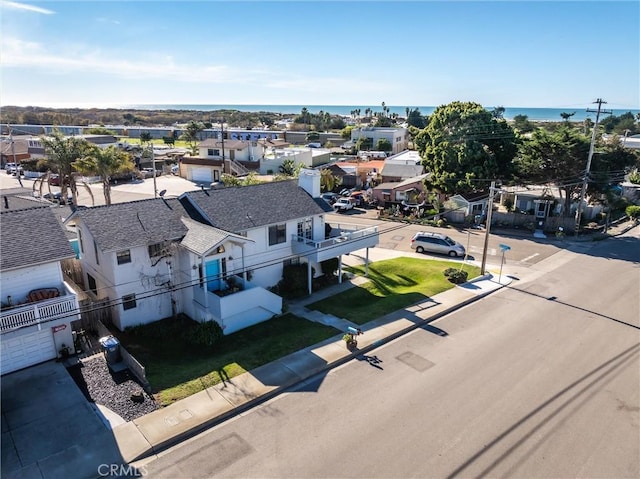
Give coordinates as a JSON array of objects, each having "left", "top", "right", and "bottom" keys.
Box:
[
  {"left": 1, "top": 263, "right": 64, "bottom": 304},
  {"left": 260, "top": 148, "right": 312, "bottom": 174},
  {"left": 110, "top": 244, "right": 174, "bottom": 330}
]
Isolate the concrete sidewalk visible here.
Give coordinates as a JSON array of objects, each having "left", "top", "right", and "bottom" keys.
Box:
[{"left": 112, "top": 252, "right": 511, "bottom": 465}]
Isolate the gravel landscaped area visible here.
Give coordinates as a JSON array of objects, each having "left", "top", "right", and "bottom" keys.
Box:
[{"left": 66, "top": 355, "right": 159, "bottom": 422}]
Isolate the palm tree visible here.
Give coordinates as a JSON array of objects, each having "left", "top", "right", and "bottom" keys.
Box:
[
  {"left": 278, "top": 158, "right": 298, "bottom": 176},
  {"left": 40, "top": 131, "right": 94, "bottom": 206},
  {"left": 320, "top": 168, "right": 341, "bottom": 192},
  {"left": 74, "top": 145, "right": 135, "bottom": 206},
  {"left": 560, "top": 111, "right": 576, "bottom": 122}
]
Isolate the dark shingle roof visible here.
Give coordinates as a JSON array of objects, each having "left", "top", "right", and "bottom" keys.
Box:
[
  {"left": 70, "top": 198, "right": 189, "bottom": 252},
  {"left": 0, "top": 193, "right": 51, "bottom": 211},
  {"left": 1, "top": 206, "right": 75, "bottom": 271},
  {"left": 181, "top": 180, "right": 329, "bottom": 233}
]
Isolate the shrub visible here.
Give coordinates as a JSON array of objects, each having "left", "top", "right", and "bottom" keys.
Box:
[
  {"left": 443, "top": 267, "right": 468, "bottom": 284},
  {"left": 626, "top": 205, "right": 640, "bottom": 219},
  {"left": 187, "top": 320, "right": 224, "bottom": 348},
  {"left": 274, "top": 264, "right": 309, "bottom": 299},
  {"left": 321, "top": 257, "right": 339, "bottom": 276}
]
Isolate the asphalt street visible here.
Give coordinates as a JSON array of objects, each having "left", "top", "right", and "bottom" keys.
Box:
[{"left": 137, "top": 230, "right": 640, "bottom": 479}]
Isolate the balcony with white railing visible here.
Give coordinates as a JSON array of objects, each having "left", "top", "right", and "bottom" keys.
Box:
[
  {"left": 291, "top": 223, "right": 379, "bottom": 262},
  {"left": 1, "top": 284, "right": 80, "bottom": 332}
]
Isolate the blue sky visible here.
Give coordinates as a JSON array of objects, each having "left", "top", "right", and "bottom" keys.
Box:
[{"left": 1, "top": 0, "right": 638, "bottom": 110}]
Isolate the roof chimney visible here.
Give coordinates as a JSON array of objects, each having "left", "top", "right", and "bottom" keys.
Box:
[{"left": 298, "top": 168, "right": 321, "bottom": 198}]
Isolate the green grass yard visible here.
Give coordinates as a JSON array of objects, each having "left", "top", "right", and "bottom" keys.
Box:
[
  {"left": 306, "top": 257, "right": 481, "bottom": 324},
  {"left": 115, "top": 314, "right": 339, "bottom": 405},
  {"left": 115, "top": 257, "right": 480, "bottom": 405}
]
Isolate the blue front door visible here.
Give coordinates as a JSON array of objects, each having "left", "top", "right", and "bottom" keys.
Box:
[{"left": 205, "top": 260, "right": 221, "bottom": 292}]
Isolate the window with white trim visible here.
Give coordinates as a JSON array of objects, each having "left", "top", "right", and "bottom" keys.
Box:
[
  {"left": 122, "top": 293, "right": 137, "bottom": 310},
  {"left": 116, "top": 249, "right": 131, "bottom": 265},
  {"left": 268, "top": 223, "right": 287, "bottom": 246}
]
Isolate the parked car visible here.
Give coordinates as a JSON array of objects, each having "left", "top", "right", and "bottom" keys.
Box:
[
  {"left": 43, "top": 192, "right": 74, "bottom": 205},
  {"left": 141, "top": 168, "right": 162, "bottom": 178},
  {"left": 171, "top": 164, "right": 179, "bottom": 175},
  {"left": 410, "top": 232, "right": 466, "bottom": 257},
  {"left": 333, "top": 197, "right": 355, "bottom": 212},
  {"left": 49, "top": 174, "right": 61, "bottom": 186},
  {"left": 5, "top": 163, "right": 23, "bottom": 175},
  {"left": 321, "top": 192, "right": 340, "bottom": 205}
]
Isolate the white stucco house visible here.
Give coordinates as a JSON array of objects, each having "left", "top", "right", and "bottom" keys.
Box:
[
  {"left": 350, "top": 127, "right": 409, "bottom": 155},
  {"left": 1, "top": 206, "right": 79, "bottom": 374},
  {"left": 67, "top": 170, "right": 379, "bottom": 334}
]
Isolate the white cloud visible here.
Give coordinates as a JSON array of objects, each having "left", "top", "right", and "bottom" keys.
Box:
[
  {"left": 2, "top": 1, "right": 54, "bottom": 15},
  {"left": 1, "top": 36, "right": 238, "bottom": 83}
]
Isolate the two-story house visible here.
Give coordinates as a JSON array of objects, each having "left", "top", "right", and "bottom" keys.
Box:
[
  {"left": 181, "top": 138, "right": 264, "bottom": 183},
  {"left": 1, "top": 207, "right": 80, "bottom": 374},
  {"left": 68, "top": 170, "right": 379, "bottom": 335},
  {"left": 349, "top": 127, "right": 409, "bottom": 155}
]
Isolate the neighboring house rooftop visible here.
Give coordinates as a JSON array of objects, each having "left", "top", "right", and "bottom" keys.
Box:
[
  {"left": 1, "top": 206, "right": 76, "bottom": 271},
  {"left": 0, "top": 189, "right": 52, "bottom": 211},
  {"left": 452, "top": 191, "right": 489, "bottom": 203},
  {"left": 500, "top": 185, "right": 562, "bottom": 199},
  {"left": 198, "top": 139, "right": 248, "bottom": 150},
  {"left": 373, "top": 175, "right": 429, "bottom": 192},
  {"left": 181, "top": 180, "right": 331, "bottom": 233},
  {"left": 1, "top": 138, "right": 30, "bottom": 157},
  {"left": 68, "top": 198, "right": 190, "bottom": 252},
  {"left": 385, "top": 150, "right": 422, "bottom": 164},
  {"left": 381, "top": 162, "right": 424, "bottom": 178}
]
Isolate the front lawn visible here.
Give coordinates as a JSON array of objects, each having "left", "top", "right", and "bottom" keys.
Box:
[
  {"left": 115, "top": 314, "right": 339, "bottom": 405},
  {"left": 306, "top": 257, "right": 481, "bottom": 324}
]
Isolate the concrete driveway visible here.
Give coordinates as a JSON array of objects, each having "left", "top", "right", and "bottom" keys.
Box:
[{"left": 1, "top": 361, "right": 125, "bottom": 479}]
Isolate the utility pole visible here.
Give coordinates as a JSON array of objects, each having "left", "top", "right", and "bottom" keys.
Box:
[
  {"left": 151, "top": 143, "right": 157, "bottom": 198},
  {"left": 480, "top": 180, "right": 497, "bottom": 275},
  {"left": 220, "top": 118, "right": 226, "bottom": 172},
  {"left": 9, "top": 125, "right": 23, "bottom": 187},
  {"left": 575, "top": 98, "right": 612, "bottom": 234}
]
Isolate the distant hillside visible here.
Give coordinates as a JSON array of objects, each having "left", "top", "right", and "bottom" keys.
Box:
[{"left": 0, "top": 106, "right": 289, "bottom": 129}]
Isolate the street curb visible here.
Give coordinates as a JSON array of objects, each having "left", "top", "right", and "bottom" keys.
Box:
[{"left": 129, "top": 280, "right": 507, "bottom": 462}]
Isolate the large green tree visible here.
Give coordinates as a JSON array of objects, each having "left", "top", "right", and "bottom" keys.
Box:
[
  {"left": 181, "top": 121, "right": 204, "bottom": 149},
  {"left": 589, "top": 135, "right": 640, "bottom": 201},
  {"left": 407, "top": 108, "right": 426, "bottom": 128},
  {"left": 74, "top": 145, "right": 135, "bottom": 205},
  {"left": 514, "top": 126, "right": 591, "bottom": 216},
  {"left": 414, "top": 101, "right": 518, "bottom": 194}
]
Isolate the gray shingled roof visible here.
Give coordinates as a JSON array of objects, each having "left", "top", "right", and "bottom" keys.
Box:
[
  {"left": 181, "top": 180, "right": 332, "bottom": 233},
  {"left": 0, "top": 193, "right": 51, "bottom": 211},
  {"left": 70, "top": 198, "right": 189, "bottom": 252},
  {"left": 1, "top": 206, "right": 75, "bottom": 271},
  {"left": 180, "top": 217, "right": 253, "bottom": 256}
]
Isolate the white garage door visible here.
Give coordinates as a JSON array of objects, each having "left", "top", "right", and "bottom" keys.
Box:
[
  {"left": 1, "top": 329, "right": 56, "bottom": 375},
  {"left": 192, "top": 168, "right": 212, "bottom": 183}
]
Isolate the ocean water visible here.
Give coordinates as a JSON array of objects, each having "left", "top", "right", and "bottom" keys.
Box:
[{"left": 124, "top": 104, "right": 640, "bottom": 122}]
